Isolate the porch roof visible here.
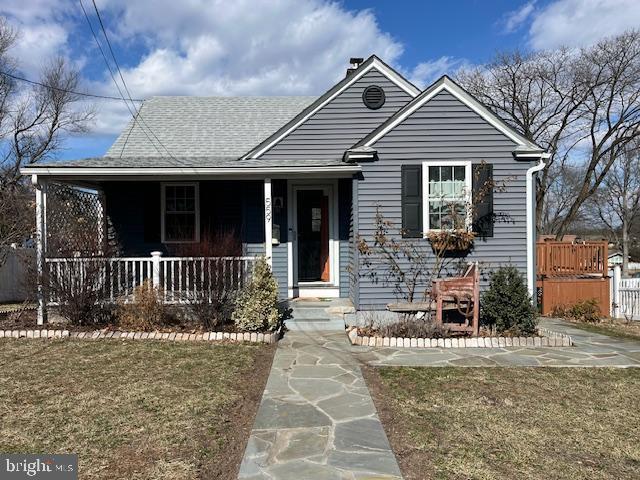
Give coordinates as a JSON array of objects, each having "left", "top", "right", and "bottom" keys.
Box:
[{"left": 21, "top": 156, "right": 360, "bottom": 178}]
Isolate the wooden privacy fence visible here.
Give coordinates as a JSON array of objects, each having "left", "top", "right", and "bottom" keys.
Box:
[
  {"left": 46, "top": 253, "right": 257, "bottom": 305},
  {"left": 537, "top": 241, "right": 608, "bottom": 277},
  {"left": 537, "top": 240, "right": 610, "bottom": 316}
]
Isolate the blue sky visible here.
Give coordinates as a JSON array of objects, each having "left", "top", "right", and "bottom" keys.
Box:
[{"left": 1, "top": 0, "right": 639, "bottom": 160}]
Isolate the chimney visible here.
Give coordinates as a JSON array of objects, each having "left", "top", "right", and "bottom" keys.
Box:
[{"left": 346, "top": 57, "right": 364, "bottom": 76}]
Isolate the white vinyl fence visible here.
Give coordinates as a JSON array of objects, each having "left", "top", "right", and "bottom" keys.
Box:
[
  {"left": 610, "top": 266, "right": 640, "bottom": 320},
  {"left": 46, "top": 252, "right": 257, "bottom": 305}
]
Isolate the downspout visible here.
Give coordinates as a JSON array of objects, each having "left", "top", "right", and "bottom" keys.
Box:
[{"left": 526, "top": 157, "right": 546, "bottom": 298}]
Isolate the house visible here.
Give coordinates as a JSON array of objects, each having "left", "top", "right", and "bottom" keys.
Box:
[{"left": 22, "top": 55, "right": 548, "bottom": 324}]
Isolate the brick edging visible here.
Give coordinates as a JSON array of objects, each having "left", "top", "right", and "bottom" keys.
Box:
[
  {"left": 0, "top": 328, "right": 279, "bottom": 344},
  {"left": 347, "top": 326, "right": 573, "bottom": 348}
]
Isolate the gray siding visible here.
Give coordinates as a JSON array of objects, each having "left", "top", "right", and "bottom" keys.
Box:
[
  {"left": 262, "top": 68, "right": 413, "bottom": 160},
  {"left": 349, "top": 176, "right": 360, "bottom": 308},
  {"left": 103, "top": 180, "right": 264, "bottom": 257},
  {"left": 356, "top": 91, "right": 534, "bottom": 310},
  {"left": 338, "top": 179, "right": 352, "bottom": 298},
  {"left": 271, "top": 180, "right": 289, "bottom": 299}
]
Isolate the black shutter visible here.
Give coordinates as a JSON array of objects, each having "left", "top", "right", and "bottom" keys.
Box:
[
  {"left": 143, "top": 183, "right": 161, "bottom": 243},
  {"left": 472, "top": 163, "right": 494, "bottom": 238},
  {"left": 401, "top": 164, "right": 422, "bottom": 238}
]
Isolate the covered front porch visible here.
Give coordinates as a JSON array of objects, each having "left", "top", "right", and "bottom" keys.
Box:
[{"left": 28, "top": 168, "right": 356, "bottom": 324}]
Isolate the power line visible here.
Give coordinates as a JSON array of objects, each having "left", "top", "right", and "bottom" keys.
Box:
[
  {"left": 78, "top": 0, "right": 166, "bottom": 157},
  {"left": 0, "top": 70, "right": 143, "bottom": 101},
  {"left": 90, "top": 0, "right": 177, "bottom": 160}
]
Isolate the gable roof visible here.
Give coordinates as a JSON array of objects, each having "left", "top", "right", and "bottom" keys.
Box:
[
  {"left": 107, "top": 95, "right": 317, "bottom": 158},
  {"left": 242, "top": 55, "right": 421, "bottom": 159},
  {"left": 354, "top": 75, "right": 545, "bottom": 153}
]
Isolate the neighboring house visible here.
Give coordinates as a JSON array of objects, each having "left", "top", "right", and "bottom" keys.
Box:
[
  {"left": 22, "top": 55, "right": 547, "bottom": 323},
  {"left": 608, "top": 251, "right": 640, "bottom": 271}
]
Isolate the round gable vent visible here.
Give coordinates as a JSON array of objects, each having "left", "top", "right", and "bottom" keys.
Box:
[{"left": 362, "top": 85, "right": 385, "bottom": 110}]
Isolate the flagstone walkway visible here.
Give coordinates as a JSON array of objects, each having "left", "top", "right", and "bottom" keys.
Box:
[
  {"left": 238, "top": 330, "right": 402, "bottom": 480},
  {"left": 352, "top": 318, "right": 640, "bottom": 368}
]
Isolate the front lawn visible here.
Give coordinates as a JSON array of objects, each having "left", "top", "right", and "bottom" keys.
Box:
[
  {"left": 569, "top": 319, "right": 640, "bottom": 341},
  {"left": 0, "top": 339, "right": 274, "bottom": 480},
  {"left": 364, "top": 367, "right": 640, "bottom": 480}
]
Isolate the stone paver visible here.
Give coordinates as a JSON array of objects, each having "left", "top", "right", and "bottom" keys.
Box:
[
  {"left": 239, "top": 330, "right": 402, "bottom": 479},
  {"left": 352, "top": 318, "right": 640, "bottom": 368}
]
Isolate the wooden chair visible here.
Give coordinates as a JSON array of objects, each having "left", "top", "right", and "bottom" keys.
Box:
[{"left": 432, "top": 262, "right": 480, "bottom": 335}]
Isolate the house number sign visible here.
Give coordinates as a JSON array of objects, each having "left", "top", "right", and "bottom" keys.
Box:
[{"left": 265, "top": 197, "right": 272, "bottom": 222}]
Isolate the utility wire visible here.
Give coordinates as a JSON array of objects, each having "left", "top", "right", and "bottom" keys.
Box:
[
  {"left": 78, "top": 0, "right": 166, "bottom": 157},
  {"left": 90, "top": 0, "right": 177, "bottom": 160},
  {"left": 0, "top": 70, "right": 143, "bottom": 101}
]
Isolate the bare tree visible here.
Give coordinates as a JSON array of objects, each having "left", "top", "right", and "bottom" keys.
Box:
[
  {"left": 457, "top": 30, "right": 640, "bottom": 236},
  {"left": 0, "top": 17, "right": 94, "bottom": 266},
  {"left": 555, "top": 31, "right": 640, "bottom": 236},
  {"left": 457, "top": 49, "right": 588, "bottom": 232},
  {"left": 588, "top": 141, "right": 640, "bottom": 276}
]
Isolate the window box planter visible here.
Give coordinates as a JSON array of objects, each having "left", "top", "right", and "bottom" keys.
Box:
[{"left": 427, "top": 230, "right": 475, "bottom": 252}]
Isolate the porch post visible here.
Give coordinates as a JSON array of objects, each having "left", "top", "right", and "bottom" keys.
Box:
[
  {"left": 264, "top": 178, "right": 273, "bottom": 267},
  {"left": 33, "top": 175, "right": 48, "bottom": 325}
]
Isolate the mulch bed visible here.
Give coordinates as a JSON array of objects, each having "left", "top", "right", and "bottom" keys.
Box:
[{"left": 0, "top": 308, "right": 271, "bottom": 335}]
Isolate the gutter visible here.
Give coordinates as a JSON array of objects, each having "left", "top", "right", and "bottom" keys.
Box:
[
  {"left": 526, "top": 157, "right": 546, "bottom": 297},
  {"left": 20, "top": 165, "right": 362, "bottom": 176}
]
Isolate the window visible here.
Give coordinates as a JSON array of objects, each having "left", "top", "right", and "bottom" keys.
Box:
[
  {"left": 423, "top": 162, "right": 472, "bottom": 232},
  {"left": 161, "top": 183, "right": 200, "bottom": 242}
]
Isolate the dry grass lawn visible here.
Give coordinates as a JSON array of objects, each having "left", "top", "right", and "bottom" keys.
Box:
[
  {"left": 0, "top": 338, "right": 274, "bottom": 480},
  {"left": 364, "top": 367, "right": 640, "bottom": 480},
  {"left": 569, "top": 319, "right": 640, "bottom": 341}
]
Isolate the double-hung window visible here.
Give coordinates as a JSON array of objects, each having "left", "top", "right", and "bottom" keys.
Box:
[
  {"left": 422, "top": 161, "right": 472, "bottom": 233},
  {"left": 161, "top": 183, "right": 200, "bottom": 243}
]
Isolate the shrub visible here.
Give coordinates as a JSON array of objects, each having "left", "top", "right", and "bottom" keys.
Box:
[
  {"left": 184, "top": 288, "right": 235, "bottom": 330},
  {"left": 232, "top": 258, "right": 281, "bottom": 332},
  {"left": 481, "top": 266, "right": 537, "bottom": 335},
  {"left": 551, "top": 299, "right": 602, "bottom": 323},
  {"left": 47, "top": 258, "right": 114, "bottom": 326},
  {"left": 379, "top": 313, "right": 449, "bottom": 338},
  {"left": 116, "top": 281, "right": 167, "bottom": 331}
]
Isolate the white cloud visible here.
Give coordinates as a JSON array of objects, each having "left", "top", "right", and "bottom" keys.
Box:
[
  {"left": 409, "top": 56, "right": 471, "bottom": 88},
  {"left": 76, "top": 0, "right": 404, "bottom": 134},
  {"left": 528, "top": 0, "right": 640, "bottom": 50},
  {"left": 0, "top": 0, "right": 73, "bottom": 77},
  {"left": 502, "top": 1, "right": 537, "bottom": 33}
]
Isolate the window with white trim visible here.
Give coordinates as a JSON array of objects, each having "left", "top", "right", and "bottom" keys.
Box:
[
  {"left": 423, "top": 161, "right": 472, "bottom": 232},
  {"left": 161, "top": 183, "right": 200, "bottom": 242}
]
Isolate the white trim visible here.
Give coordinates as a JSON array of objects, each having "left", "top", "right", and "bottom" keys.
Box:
[
  {"left": 526, "top": 158, "right": 546, "bottom": 297},
  {"left": 290, "top": 181, "right": 339, "bottom": 292},
  {"left": 421, "top": 160, "right": 472, "bottom": 236},
  {"left": 160, "top": 182, "right": 200, "bottom": 244},
  {"left": 296, "top": 286, "right": 340, "bottom": 298},
  {"left": 246, "top": 58, "right": 420, "bottom": 159},
  {"left": 363, "top": 77, "right": 541, "bottom": 151},
  {"left": 514, "top": 152, "right": 551, "bottom": 159},
  {"left": 264, "top": 178, "right": 273, "bottom": 267},
  {"left": 20, "top": 165, "right": 362, "bottom": 176}
]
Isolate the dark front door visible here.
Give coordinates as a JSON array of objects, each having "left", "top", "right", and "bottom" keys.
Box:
[{"left": 297, "top": 189, "right": 330, "bottom": 282}]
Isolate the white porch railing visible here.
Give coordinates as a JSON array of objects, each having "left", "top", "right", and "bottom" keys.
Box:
[
  {"left": 46, "top": 253, "right": 257, "bottom": 305},
  {"left": 610, "top": 266, "right": 640, "bottom": 320}
]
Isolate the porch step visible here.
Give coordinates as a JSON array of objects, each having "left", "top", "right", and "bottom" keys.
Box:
[
  {"left": 284, "top": 298, "right": 352, "bottom": 332},
  {"left": 285, "top": 318, "right": 346, "bottom": 332}
]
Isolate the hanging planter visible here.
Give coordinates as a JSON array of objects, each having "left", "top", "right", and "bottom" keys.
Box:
[{"left": 427, "top": 230, "right": 475, "bottom": 252}]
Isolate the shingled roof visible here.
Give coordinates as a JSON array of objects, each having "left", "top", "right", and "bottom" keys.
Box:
[{"left": 106, "top": 95, "right": 317, "bottom": 158}]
